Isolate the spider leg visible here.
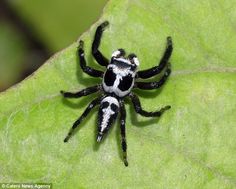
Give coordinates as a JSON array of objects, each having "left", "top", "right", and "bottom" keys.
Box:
[
  {"left": 135, "top": 66, "right": 171, "bottom": 90},
  {"left": 78, "top": 40, "right": 104, "bottom": 77},
  {"left": 92, "top": 21, "right": 109, "bottom": 67},
  {"left": 64, "top": 97, "right": 101, "bottom": 142},
  {"left": 137, "top": 36, "right": 173, "bottom": 79},
  {"left": 60, "top": 84, "right": 101, "bottom": 98},
  {"left": 119, "top": 100, "right": 128, "bottom": 166},
  {"left": 129, "top": 93, "right": 171, "bottom": 117}
]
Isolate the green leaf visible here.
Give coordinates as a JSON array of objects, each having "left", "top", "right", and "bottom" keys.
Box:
[{"left": 1, "top": 0, "right": 236, "bottom": 188}]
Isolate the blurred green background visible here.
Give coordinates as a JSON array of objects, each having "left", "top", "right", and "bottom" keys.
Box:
[{"left": 0, "top": 0, "right": 108, "bottom": 91}]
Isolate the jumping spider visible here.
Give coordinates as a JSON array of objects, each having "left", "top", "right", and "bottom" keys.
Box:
[{"left": 61, "top": 21, "right": 173, "bottom": 166}]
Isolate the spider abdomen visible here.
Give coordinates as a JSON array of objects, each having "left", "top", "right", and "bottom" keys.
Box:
[{"left": 97, "top": 96, "right": 119, "bottom": 141}]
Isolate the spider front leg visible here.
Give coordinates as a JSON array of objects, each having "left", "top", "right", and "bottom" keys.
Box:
[
  {"left": 92, "top": 21, "right": 109, "bottom": 67},
  {"left": 119, "top": 100, "right": 128, "bottom": 166},
  {"left": 137, "top": 36, "right": 173, "bottom": 79},
  {"left": 60, "top": 84, "right": 101, "bottom": 98},
  {"left": 64, "top": 97, "right": 101, "bottom": 142},
  {"left": 78, "top": 40, "right": 104, "bottom": 77},
  {"left": 129, "top": 93, "right": 171, "bottom": 117}
]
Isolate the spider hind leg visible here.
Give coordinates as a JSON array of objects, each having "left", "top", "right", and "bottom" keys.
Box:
[
  {"left": 64, "top": 97, "right": 101, "bottom": 142},
  {"left": 119, "top": 100, "right": 128, "bottom": 166},
  {"left": 129, "top": 93, "right": 171, "bottom": 117}
]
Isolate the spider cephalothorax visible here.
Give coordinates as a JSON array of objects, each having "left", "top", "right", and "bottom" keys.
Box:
[
  {"left": 103, "top": 50, "right": 139, "bottom": 97},
  {"left": 61, "top": 21, "right": 173, "bottom": 166}
]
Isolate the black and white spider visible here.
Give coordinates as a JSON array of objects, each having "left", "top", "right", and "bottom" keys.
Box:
[{"left": 61, "top": 21, "right": 173, "bottom": 166}]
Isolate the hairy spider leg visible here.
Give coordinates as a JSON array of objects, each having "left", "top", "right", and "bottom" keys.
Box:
[
  {"left": 129, "top": 93, "right": 171, "bottom": 117},
  {"left": 119, "top": 100, "right": 128, "bottom": 166},
  {"left": 92, "top": 21, "right": 109, "bottom": 67},
  {"left": 135, "top": 66, "right": 171, "bottom": 90},
  {"left": 78, "top": 40, "right": 104, "bottom": 77},
  {"left": 64, "top": 97, "right": 102, "bottom": 142},
  {"left": 60, "top": 84, "right": 101, "bottom": 98},
  {"left": 137, "top": 36, "right": 173, "bottom": 79}
]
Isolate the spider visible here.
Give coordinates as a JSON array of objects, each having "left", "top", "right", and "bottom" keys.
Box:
[{"left": 60, "top": 21, "right": 173, "bottom": 166}]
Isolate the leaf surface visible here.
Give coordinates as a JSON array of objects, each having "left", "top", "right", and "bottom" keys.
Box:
[{"left": 1, "top": 0, "right": 236, "bottom": 188}]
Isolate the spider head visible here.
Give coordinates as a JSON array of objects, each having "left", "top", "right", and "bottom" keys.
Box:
[{"left": 111, "top": 49, "right": 139, "bottom": 70}]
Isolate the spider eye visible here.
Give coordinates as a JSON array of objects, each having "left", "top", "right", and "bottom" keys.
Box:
[
  {"left": 128, "top": 53, "right": 139, "bottom": 66},
  {"left": 112, "top": 49, "right": 126, "bottom": 58}
]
